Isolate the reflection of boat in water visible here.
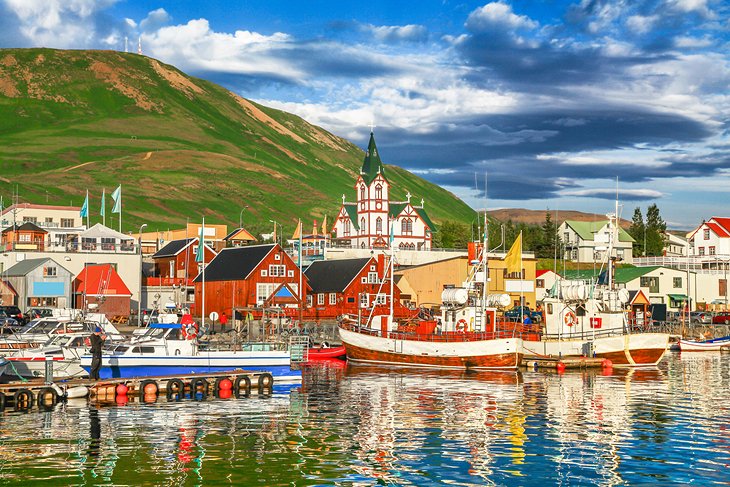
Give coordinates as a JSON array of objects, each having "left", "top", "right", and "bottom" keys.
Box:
[
  {"left": 344, "top": 363, "right": 522, "bottom": 385},
  {"left": 679, "top": 336, "right": 730, "bottom": 352}
]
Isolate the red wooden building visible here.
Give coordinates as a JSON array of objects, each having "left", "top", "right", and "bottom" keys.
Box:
[
  {"left": 303, "top": 256, "right": 412, "bottom": 321},
  {"left": 192, "top": 243, "right": 307, "bottom": 319},
  {"left": 149, "top": 238, "right": 217, "bottom": 286},
  {"left": 73, "top": 264, "right": 132, "bottom": 317}
]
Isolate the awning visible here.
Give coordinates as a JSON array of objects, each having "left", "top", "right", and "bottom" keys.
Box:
[{"left": 667, "top": 294, "right": 688, "bottom": 301}]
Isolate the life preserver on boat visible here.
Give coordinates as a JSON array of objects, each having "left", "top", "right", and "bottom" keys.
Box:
[
  {"left": 564, "top": 311, "right": 577, "bottom": 327},
  {"left": 182, "top": 322, "right": 198, "bottom": 340},
  {"left": 456, "top": 319, "right": 468, "bottom": 332}
]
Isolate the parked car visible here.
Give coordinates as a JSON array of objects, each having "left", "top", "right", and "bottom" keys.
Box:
[
  {"left": 712, "top": 312, "right": 730, "bottom": 325},
  {"left": 0, "top": 305, "right": 26, "bottom": 325},
  {"left": 25, "top": 307, "right": 54, "bottom": 320},
  {"left": 504, "top": 306, "right": 542, "bottom": 323},
  {"left": 689, "top": 311, "right": 712, "bottom": 324}
]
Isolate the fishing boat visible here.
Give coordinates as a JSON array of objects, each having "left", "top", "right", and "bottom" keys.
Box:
[
  {"left": 527, "top": 203, "right": 670, "bottom": 367},
  {"left": 79, "top": 323, "right": 302, "bottom": 383},
  {"left": 339, "top": 217, "right": 522, "bottom": 370},
  {"left": 3, "top": 332, "right": 90, "bottom": 379},
  {"left": 679, "top": 335, "right": 730, "bottom": 352}
]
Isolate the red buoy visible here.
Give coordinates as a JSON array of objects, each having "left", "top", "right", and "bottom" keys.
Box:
[
  {"left": 218, "top": 379, "right": 233, "bottom": 391},
  {"left": 601, "top": 359, "right": 613, "bottom": 368},
  {"left": 116, "top": 384, "right": 128, "bottom": 396},
  {"left": 218, "top": 388, "right": 232, "bottom": 399},
  {"left": 556, "top": 361, "right": 566, "bottom": 373}
]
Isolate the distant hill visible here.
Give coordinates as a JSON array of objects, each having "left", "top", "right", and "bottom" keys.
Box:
[
  {"left": 490, "top": 208, "right": 631, "bottom": 228},
  {"left": 0, "top": 48, "right": 476, "bottom": 236}
]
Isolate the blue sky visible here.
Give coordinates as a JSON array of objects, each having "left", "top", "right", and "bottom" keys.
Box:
[{"left": 2, "top": 0, "right": 729, "bottom": 228}]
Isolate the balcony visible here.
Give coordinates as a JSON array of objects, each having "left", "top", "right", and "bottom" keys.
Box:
[{"left": 144, "top": 276, "right": 195, "bottom": 287}]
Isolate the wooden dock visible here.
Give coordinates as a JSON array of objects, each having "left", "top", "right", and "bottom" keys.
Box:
[
  {"left": 522, "top": 356, "right": 612, "bottom": 371},
  {"left": 0, "top": 369, "right": 274, "bottom": 411}
]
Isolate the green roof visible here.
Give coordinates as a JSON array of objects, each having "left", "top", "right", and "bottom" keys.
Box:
[
  {"left": 414, "top": 207, "right": 437, "bottom": 233},
  {"left": 564, "top": 220, "right": 635, "bottom": 243},
  {"left": 388, "top": 203, "right": 437, "bottom": 233},
  {"left": 389, "top": 203, "right": 407, "bottom": 219},
  {"left": 563, "top": 266, "right": 659, "bottom": 284},
  {"left": 360, "top": 132, "right": 385, "bottom": 185},
  {"left": 344, "top": 204, "right": 359, "bottom": 230}
]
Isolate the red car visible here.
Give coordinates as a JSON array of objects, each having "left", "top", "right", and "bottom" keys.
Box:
[{"left": 712, "top": 312, "right": 730, "bottom": 324}]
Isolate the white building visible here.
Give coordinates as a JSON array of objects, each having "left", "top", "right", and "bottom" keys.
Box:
[
  {"left": 687, "top": 217, "right": 730, "bottom": 257},
  {"left": 663, "top": 232, "right": 687, "bottom": 257},
  {"left": 558, "top": 220, "right": 634, "bottom": 264},
  {"left": 332, "top": 132, "right": 435, "bottom": 251},
  {"left": 535, "top": 269, "right": 560, "bottom": 301}
]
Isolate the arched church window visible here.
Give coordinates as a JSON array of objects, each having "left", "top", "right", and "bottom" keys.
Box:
[
  {"left": 375, "top": 184, "right": 382, "bottom": 200},
  {"left": 360, "top": 185, "right": 366, "bottom": 200},
  {"left": 376, "top": 217, "right": 382, "bottom": 233}
]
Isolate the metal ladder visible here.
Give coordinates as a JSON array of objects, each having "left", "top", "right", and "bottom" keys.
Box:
[{"left": 288, "top": 336, "right": 310, "bottom": 363}]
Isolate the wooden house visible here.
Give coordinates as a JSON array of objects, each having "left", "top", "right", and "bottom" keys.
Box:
[
  {"left": 224, "top": 228, "right": 257, "bottom": 247},
  {"left": 4, "top": 257, "right": 72, "bottom": 308},
  {"left": 1, "top": 222, "right": 48, "bottom": 252},
  {"left": 192, "top": 243, "right": 305, "bottom": 319},
  {"left": 73, "top": 264, "right": 132, "bottom": 317},
  {"left": 303, "top": 256, "right": 412, "bottom": 321},
  {"left": 150, "top": 238, "right": 217, "bottom": 285}
]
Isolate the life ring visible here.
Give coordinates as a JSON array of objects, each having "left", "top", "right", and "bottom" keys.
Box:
[
  {"left": 564, "top": 311, "right": 577, "bottom": 327},
  {"left": 456, "top": 319, "right": 468, "bottom": 332},
  {"left": 234, "top": 376, "right": 251, "bottom": 398},
  {"left": 182, "top": 322, "right": 198, "bottom": 340}
]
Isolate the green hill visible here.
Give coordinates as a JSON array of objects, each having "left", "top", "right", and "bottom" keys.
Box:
[{"left": 0, "top": 48, "right": 476, "bottom": 237}]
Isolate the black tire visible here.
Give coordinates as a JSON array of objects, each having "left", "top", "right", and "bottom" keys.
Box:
[
  {"left": 139, "top": 380, "right": 159, "bottom": 398},
  {"left": 190, "top": 378, "right": 209, "bottom": 397},
  {"left": 0, "top": 391, "right": 6, "bottom": 412},
  {"left": 36, "top": 387, "right": 58, "bottom": 408},
  {"left": 234, "top": 376, "right": 251, "bottom": 398},
  {"left": 257, "top": 373, "right": 274, "bottom": 393},
  {"left": 166, "top": 378, "right": 185, "bottom": 400},
  {"left": 13, "top": 389, "right": 33, "bottom": 411}
]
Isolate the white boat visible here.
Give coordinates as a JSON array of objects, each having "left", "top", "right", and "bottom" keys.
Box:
[
  {"left": 0, "top": 314, "right": 122, "bottom": 353},
  {"left": 0, "top": 356, "right": 8, "bottom": 376},
  {"left": 79, "top": 323, "right": 302, "bottom": 383},
  {"left": 679, "top": 336, "right": 730, "bottom": 352},
  {"left": 529, "top": 203, "right": 670, "bottom": 367},
  {"left": 4, "top": 333, "right": 90, "bottom": 379},
  {"left": 339, "top": 215, "right": 522, "bottom": 370}
]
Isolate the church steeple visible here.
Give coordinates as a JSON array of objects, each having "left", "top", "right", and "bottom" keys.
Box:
[{"left": 360, "top": 131, "right": 385, "bottom": 184}]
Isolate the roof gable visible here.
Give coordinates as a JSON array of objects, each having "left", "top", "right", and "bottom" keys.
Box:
[
  {"left": 74, "top": 264, "right": 132, "bottom": 296},
  {"left": 224, "top": 228, "right": 257, "bottom": 242},
  {"left": 304, "top": 258, "right": 371, "bottom": 293},
  {"left": 564, "top": 220, "right": 634, "bottom": 243},
  {"left": 2, "top": 222, "right": 47, "bottom": 234},
  {"left": 706, "top": 222, "right": 730, "bottom": 238},
  {"left": 711, "top": 217, "right": 730, "bottom": 235},
  {"left": 193, "top": 244, "right": 276, "bottom": 282},
  {"left": 152, "top": 238, "right": 196, "bottom": 258},
  {"left": 5, "top": 257, "right": 63, "bottom": 276},
  {"left": 344, "top": 204, "right": 360, "bottom": 230}
]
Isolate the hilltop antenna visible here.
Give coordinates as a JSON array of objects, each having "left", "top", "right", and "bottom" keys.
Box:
[
  {"left": 124, "top": 36, "right": 128, "bottom": 53},
  {"left": 137, "top": 37, "right": 142, "bottom": 55}
]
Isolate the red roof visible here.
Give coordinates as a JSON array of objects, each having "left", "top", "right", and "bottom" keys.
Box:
[
  {"left": 711, "top": 217, "right": 730, "bottom": 236},
  {"left": 707, "top": 222, "right": 730, "bottom": 238},
  {"left": 74, "top": 264, "right": 132, "bottom": 296},
  {"left": 536, "top": 269, "right": 559, "bottom": 278}
]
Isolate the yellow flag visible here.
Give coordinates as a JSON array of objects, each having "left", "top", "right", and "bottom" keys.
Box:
[
  {"left": 504, "top": 233, "right": 522, "bottom": 274},
  {"left": 321, "top": 215, "right": 328, "bottom": 235},
  {"left": 291, "top": 220, "right": 302, "bottom": 240}
]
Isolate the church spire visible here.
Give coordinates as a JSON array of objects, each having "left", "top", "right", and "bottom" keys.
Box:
[{"left": 360, "top": 131, "right": 385, "bottom": 184}]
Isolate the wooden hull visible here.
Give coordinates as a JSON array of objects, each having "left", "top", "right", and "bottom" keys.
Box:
[
  {"left": 679, "top": 337, "right": 730, "bottom": 352},
  {"left": 523, "top": 333, "right": 669, "bottom": 367},
  {"left": 339, "top": 327, "right": 522, "bottom": 369}
]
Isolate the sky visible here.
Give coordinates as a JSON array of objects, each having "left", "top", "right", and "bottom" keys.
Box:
[{"left": 1, "top": 0, "right": 729, "bottom": 229}]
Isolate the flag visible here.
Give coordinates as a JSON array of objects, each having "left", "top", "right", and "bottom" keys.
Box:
[
  {"left": 80, "top": 191, "right": 89, "bottom": 217},
  {"left": 321, "top": 215, "right": 328, "bottom": 235},
  {"left": 292, "top": 220, "right": 302, "bottom": 240},
  {"left": 111, "top": 184, "right": 121, "bottom": 213},
  {"left": 389, "top": 219, "right": 395, "bottom": 246},
  {"left": 195, "top": 221, "right": 205, "bottom": 263},
  {"left": 504, "top": 233, "right": 522, "bottom": 274},
  {"left": 100, "top": 188, "right": 105, "bottom": 217}
]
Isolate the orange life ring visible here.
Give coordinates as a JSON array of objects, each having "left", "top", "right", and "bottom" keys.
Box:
[
  {"left": 564, "top": 311, "right": 577, "bottom": 327},
  {"left": 84, "top": 337, "right": 91, "bottom": 347},
  {"left": 182, "top": 322, "right": 199, "bottom": 340},
  {"left": 456, "top": 319, "right": 468, "bottom": 332}
]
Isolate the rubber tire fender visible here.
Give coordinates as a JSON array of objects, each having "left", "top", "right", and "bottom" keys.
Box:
[
  {"left": 36, "top": 387, "right": 58, "bottom": 408},
  {"left": 13, "top": 388, "right": 33, "bottom": 411},
  {"left": 257, "top": 372, "right": 274, "bottom": 393},
  {"left": 190, "top": 377, "right": 209, "bottom": 397},
  {"left": 234, "top": 376, "right": 251, "bottom": 398},
  {"left": 166, "top": 378, "right": 185, "bottom": 400}
]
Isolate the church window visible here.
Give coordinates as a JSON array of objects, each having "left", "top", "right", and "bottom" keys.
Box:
[
  {"left": 376, "top": 217, "right": 382, "bottom": 234},
  {"left": 401, "top": 218, "right": 413, "bottom": 235},
  {"left": 360, "top": 185, "right": 366, "bottom": 200},
  {"left": 375, "top": 184, "right": 382, "bottom": 200},
  {"left": 344, "top": 219, "right": 351, "bottom": 236},
  {"left": 360, "top": 218, "right": 366, "bottom": 234}
]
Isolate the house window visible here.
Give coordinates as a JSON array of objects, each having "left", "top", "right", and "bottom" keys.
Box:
[
  {"left": 639, "top": 276, "right": 659, "bottom": 293},
  {"left": 329, "top": 293, "right": 337, "bottom": 305},
  {"left": 536, "top": 279, "right": 545, "bottom": 288},
  {"left": 256, "top": 283, "right": 276, "bottom": 305},
  {"left": 370, "top": 265, "right": 376, "bottom": 271},
  {"left": 61, "top": 218, "right": 74, "bottom": 228},
  {"left": 704, "top": 229, "right": 710, "bottom": 240},
  {"left": 317, "top": 293, "right": 325, "bottom": 305},
  {"left": 368, "top": 272, "right": 378, "bottom": 284},
  {"left": 306, "top": 295, "right": 313, "bottom": 307},
  {"left": 374, "top": 293, "right": 387, "bottom": 305},
  {"left": 19, "top": 234, "right": 31, "bottom": 242},
  {"left": 709, "top": 246, "right": 716, "bottom": 255},
  {"left": 673, "top": 277, "right": 682, "bottom": 288},
  {"left": 361, "top": 277, "right": 367, "bottom": 284},
  {"left": 359, "top": 293, "right": 369, "bottom": 309},
  {"left": 45, "top": 217, "right": 53, "bottom": 224},
  {"left": 260, "top": 270, "right": 268, "bottom": 277},
  {"left": 23, "top": 217, "right": 37, "bottom": 223},
  {"left": 401, "top": 218, "right": 413, "bottom": 235},
  {"left": 564, "top": 232, "right": 570, "bottom": 242},
  {"left": 375, "top": 184, "right": 382, "bottom": 200},
  {"left": 344, "top": 219, "right": 351, "bottom": 236},
  {"left": 101, "top": 237, "right": 115, "bottom": 251},
  {"left": 720, "top": 279, "right": 727, "bottom": 298},
  {"left": 699, "top": 247, "right": 705, "bottom": 256},
  {"left": 376, "top": 217, "right": 382, "bottom": 234},
  {"left": 275, "top": 254, "right": 281, "bottom": 260},
  {"left": 288, "top": 270, "right": 294, "bottom": 278},
  {"left": 43, "top": 266, "right": 57, "bottom": 276},
  {"left": 347, "top": 297, "right": 355, "bottom": 303},
  {"left": 268, "top": 265, "right": 286, "bottom": 277},
  {"left": 360, "top": 218, "right": 366, "bottom": 234}
]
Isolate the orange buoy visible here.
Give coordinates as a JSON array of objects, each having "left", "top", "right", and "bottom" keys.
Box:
[
  {"left": 218, "top": 379, "right": 233, "bottom": 391},
  {"left": 116, "top": 384, "right": 128, "bottom": 396},
  {"left": 116, "top": 394, "right": 129, "bottom": 406},
  {"left": 556, "top": 361, "right": 566, "bottom": 373},
  {"left": 218, "top": 388, "right": 232, "bottom": 399},
  {"left": 601, "top": 359, "right": 613, "bottom": 368},
  {"left": 143, "top": 393, "right": 157, "bottom": 403},
  {"left": 143, "top": 382, "right": 158, "bottom": 395}
]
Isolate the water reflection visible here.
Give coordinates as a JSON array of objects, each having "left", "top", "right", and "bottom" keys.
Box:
[{"left": 0, "top": 353, "right": 728, "bottom": 485}]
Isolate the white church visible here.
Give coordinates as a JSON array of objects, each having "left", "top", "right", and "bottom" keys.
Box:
[{"left": 332, "top": 132, "right": 435, "bottom": 250}]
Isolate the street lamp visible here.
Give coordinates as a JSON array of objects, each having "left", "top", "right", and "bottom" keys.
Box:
[
  {"left": 239, "top": 205, "right": 249, "bottom": 229},
  {"left": 138, "top": 223, "right": 147, "bottom": 326}
]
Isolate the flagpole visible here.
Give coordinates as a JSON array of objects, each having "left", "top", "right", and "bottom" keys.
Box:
[
  {"left": 102, "top": 188, "right": 106, "bottom": 227},
  {"left": 298, "top": 218, "right": 303, "bottom": 324},
  {"left": 202, "top": 217, "right": 205, "bottom": 329},
  {"left": 86, "top": 190, "right": 89, "bottom": 229},
  {"left": 119, "top": 185, "right": 122, "bottom": 233},
  {"left": 520, "top": 230, "right": 524, "bottom": 311}
]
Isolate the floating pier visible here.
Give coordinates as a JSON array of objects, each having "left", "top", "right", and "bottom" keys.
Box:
[
  {"left": 0, "top": 370, "right": 274, "bottom": 411},
  {"left": 522, "top": 356, "right": 612, "bottom": 371}
]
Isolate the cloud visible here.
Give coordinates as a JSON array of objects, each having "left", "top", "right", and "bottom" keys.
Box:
[
  {"left": 139, "top": 8, "right": 171, "bottom": 32},
  {"left": 360, "top": 23, "right": 428, "bottom": 43},
  {"left": 561, "top": 188, "right": 665, "bottom": 201},
  {"left": 465, "top": 2, "right": 537, "bottom": 32}
]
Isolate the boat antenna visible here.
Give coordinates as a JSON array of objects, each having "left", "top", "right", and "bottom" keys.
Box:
[{"left": 483, "top": 173, "right": 489, "bottom": 310}]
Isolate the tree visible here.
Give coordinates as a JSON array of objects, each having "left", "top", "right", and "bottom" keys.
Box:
[
  {"left": 536, "top": 210, "right": 557, "bottom": 258},
  {"left": 628, "top": 207, "right": 645, "bottom": 257},
  {"left": 432, "top": 220, "right": 470, "bottom": 249},
  {"left": 645, "top": 203, "right": 667, "bottom": 256}
]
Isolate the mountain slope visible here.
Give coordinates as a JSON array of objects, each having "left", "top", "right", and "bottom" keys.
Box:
[{"left": 0, "top": 48, "right": 476, "bottom": 236}]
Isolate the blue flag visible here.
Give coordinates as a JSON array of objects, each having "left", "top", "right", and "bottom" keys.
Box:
[
  {"left": 80, "top": 191, "right": 89, "bottom": 218},
  {"left": 111, "top": 185, "right": 121, "bottom": 214},
  {"left": 100, "top": 188, "right": 105, "bottom": 217},
  {"left": 195, "top": 221, "right": 205, "bottom": 263}
]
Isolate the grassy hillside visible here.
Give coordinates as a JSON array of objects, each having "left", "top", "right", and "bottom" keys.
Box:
[{"left": 0, "top": 48, "right": 476, "bottom": 236}]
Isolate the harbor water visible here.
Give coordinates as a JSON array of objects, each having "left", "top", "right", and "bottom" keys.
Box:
[{"left": 1, "top": 352, "right": 729, "bottom": 486}]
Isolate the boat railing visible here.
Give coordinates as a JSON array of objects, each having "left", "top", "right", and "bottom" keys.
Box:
[{"left": 340, "top": 323, "right": 517, "bottom": 342}]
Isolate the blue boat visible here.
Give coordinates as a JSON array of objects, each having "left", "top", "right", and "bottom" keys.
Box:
[{"left": 80, "top": 323, "right": 301, "bottom": 383}]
